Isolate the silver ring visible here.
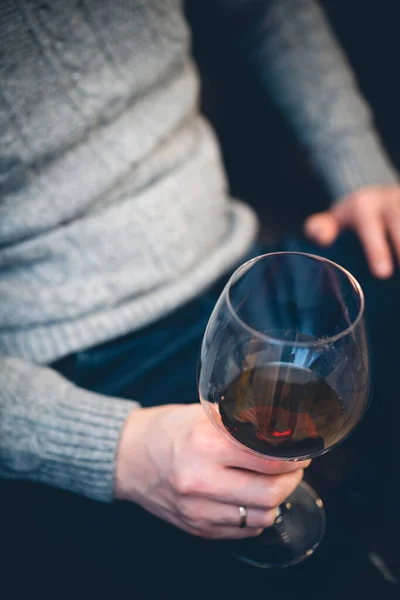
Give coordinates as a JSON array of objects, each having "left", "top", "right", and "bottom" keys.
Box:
[{"left": 238, "top": 506, "right": 247, "bottom": 528}]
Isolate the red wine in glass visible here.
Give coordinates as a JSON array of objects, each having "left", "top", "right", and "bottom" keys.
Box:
[{"left": 218, "top": 362, "right": 344, "bottom": 459}]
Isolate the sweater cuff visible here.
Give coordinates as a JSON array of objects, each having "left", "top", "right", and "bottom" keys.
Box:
[
  {"left": 314, "top": 129, "right": 399, "bottom": 201},
  {"left": 1, "top": 361, "right": 139, "bottom": 503},
  {"left": 38, "top": 389, "right": 137, "bottom": 502}
]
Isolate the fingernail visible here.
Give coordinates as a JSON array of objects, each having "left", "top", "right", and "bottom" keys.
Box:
[
  {"left": 375, "top": 262, "right": 392, "bottom": 278},
  {"left": 306, "top": 223, "right": 322, "bottom": 237}
]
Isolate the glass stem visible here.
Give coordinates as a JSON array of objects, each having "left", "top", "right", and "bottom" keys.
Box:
[{"left": 274, "top": 505, "right": 291, "bottom": 544}]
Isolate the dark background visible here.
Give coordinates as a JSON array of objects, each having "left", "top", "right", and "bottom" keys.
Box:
[{"left": 186, "top": 0, "right": 400, "bottom": 238}]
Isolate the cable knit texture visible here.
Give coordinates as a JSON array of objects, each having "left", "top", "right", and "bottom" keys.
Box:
[{"left": 0, "top": 0, "right": 397, "bottom": 501}]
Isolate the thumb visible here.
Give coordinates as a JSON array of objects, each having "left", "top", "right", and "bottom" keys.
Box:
[{"left": 303, "top": 211, "right": 340, "bottom": 246}]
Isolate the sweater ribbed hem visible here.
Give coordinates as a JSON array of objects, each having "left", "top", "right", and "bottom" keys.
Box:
[
  {"left": 315, "top": 129, "right": 399, "bottom": 201},
  {"left": 0, "top": 357, "right": 138, "bottom": 502}
]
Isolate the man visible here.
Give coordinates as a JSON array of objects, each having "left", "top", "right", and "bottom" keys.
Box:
[{"left": 1, "top": 0, "right": 399, "bottom": 596}]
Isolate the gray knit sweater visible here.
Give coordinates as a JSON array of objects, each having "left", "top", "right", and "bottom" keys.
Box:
[{"left": 0, "top": 0, "right": 397, "bottom": 502}]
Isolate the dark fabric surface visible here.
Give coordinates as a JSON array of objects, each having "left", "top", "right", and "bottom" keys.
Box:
[{"left": 2, "top": 233, "right": 399, "bottom": 597}]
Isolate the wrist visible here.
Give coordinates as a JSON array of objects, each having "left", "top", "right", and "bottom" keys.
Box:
[
  {"left": 114, "top": 407, "right": 147, "bottom": 501},
  {"left": 114, "top": 404, "right": 195, "bottom": 502}
]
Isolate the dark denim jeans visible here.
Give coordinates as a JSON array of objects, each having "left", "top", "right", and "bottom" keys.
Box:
[{"left": 2, "top": 234, "right": 400, "bottom": 598}]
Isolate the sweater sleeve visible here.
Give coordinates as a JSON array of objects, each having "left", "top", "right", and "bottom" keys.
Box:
[
  {"left": 0, "top": 356, "right": 138, "bottom": 502},
  {"left": 223, "top": 0, "right": 399, "bottom": 200}
]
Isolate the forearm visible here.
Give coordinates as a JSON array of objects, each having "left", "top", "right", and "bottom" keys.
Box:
[
  {"left": 0, "top": 356, "right": 138, "bottom": 502},
  {"left": 219, "top": 0, "right": 398, "bottom": 199}
]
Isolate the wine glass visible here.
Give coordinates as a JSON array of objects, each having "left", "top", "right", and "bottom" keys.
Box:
[{"left": 197, "top": 251, "right": 370, "bottom": 568}]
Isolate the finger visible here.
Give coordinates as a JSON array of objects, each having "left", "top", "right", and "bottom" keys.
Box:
[
  {"left": 304, "top": 212, "right": 340, "bottom": 246},
  {"left": 216, "top": 505, "right": 278, "bottom": 529},
  {"left": 356, "top": 213, "right": 393, "bottom": 278},
  {"left": 181, "top": 497, "right": 279, "bottom": 529},
  {"left": 203, "top": 467, "right": 304, "bottom": 508},
  {"left": 225, "top": 448, "right": 311, "bottom": 475}
]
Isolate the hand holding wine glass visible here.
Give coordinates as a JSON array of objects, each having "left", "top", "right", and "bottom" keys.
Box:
[
  {"left": 198, "top": 252, "right": 370, "bottom": 567},
  {"left": 115, "top": 403, "right": 309, "bottom": 539}
]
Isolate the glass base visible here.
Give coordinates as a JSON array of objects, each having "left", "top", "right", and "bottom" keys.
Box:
[{"left": 229, "top": 481, "right": 326, "bottom": 568}]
